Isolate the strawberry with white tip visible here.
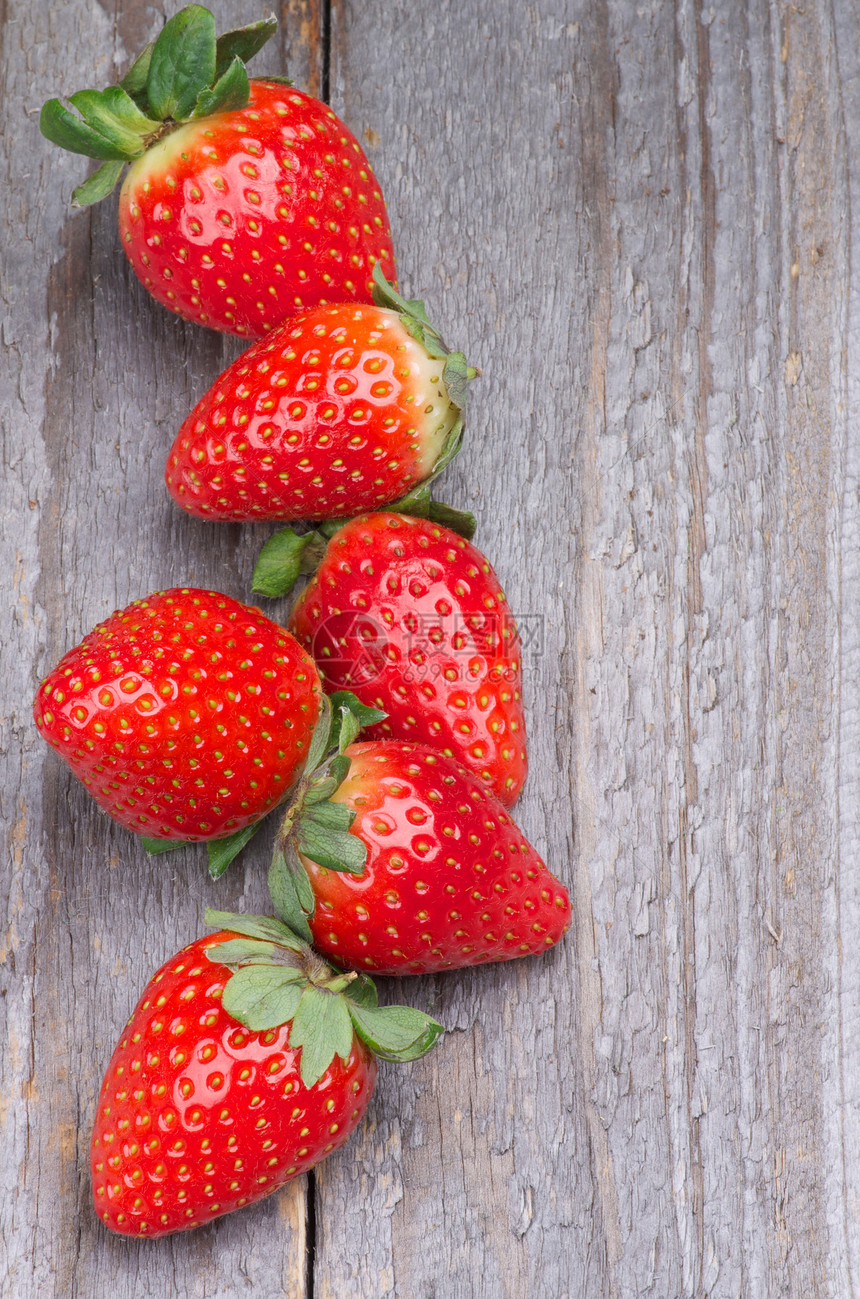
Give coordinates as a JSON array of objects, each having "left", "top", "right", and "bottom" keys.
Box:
[{"left": 165, "top": 268, "right": 474, "bottom": 522}]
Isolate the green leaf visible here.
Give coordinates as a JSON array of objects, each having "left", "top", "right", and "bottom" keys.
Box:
[
  {"left": 300, "top": 754, "right": 351, "bottom": 808},
  {"left": 71, "top": 86, "right": 159, "bottom": 140},
  {"left": 326, "top": 752, "right": 352, "bottom": 787},
  {"left": 325, "top": 971, "right": 361, "bottom": 994},
  {"left": 302, "top": 774, "right": 341, "bottom": 806},
  {"left": 147, "top": 4, "right": 217, "bottom": 122},
  {"left": 204, "top": 937, "right": 282, "bottom": 965},
  {"left": 288, "top": 842, "right": 318, "bottom": 921},
  {"left": 348, "top": 1002, "right": 445, "bottom": 1062},
  {"left": 63, "top": 89, "right": 147, "bottom": 158},
  {"left": 252, "top": 527, "right": 324, "bottom": 598},
  {"left": 430, "top": 416, "right": 465, "bottom": 478},
  {"left": 303, "top": 754, "right": 351, "bottom": 806},
  {"left": 383, "top": 484, "right": 475, "bottom": 540},
  {"left": 333, "top": 703, "right": 362, "bottom": 753},
  {"left": 329, "top": 691, "right": 387, "bottom": 744},
  {"left": 291, "top": 986, "right": 355, "bottom": 1087},
  {"left": 302, "top": 692, "right": 333, "bottom": 777},
  {"left": 214, "top": 14, "right": 278, "bottom": 80},
  {"left": 207, "top": 822, "right": 261, "bottom": 879},
  {"left": 296, "top": 813, "right": 366, "bottom": 875},
  {"left": 193, "top": 54, "right": 250, "bottom": 118},
  {"left": 345, "top": 973, "right": 378, "bottom": 1010},
  {"left": 318, "top": 518, "right": 345, "bottom": 541},
  {"left": 40, "top": 98, "right": 136, "bottom": 161},
  {"left": 427, "top": 500, "right": 477, "bottom": 541},
  {"left": 72, "top": 160, "right": 125, "bottom": 207},
  {"left": 390, "top": 481, "right": 431, "bottom": 518},
  {"left": 120, "top": 42, "right": 155, "bottom": 107},
  {"left": 370, "top": 265, "right": 475, "bottom": 417},
  {"left": 140, "top": 834, "right": 190, "bottom": 854},
  {"left": 222, "top": 964, "right": 304, "bottom": 1031},
  {"left": 371, "top": 265, "right": 449, "bottom": 358},
  {"left": 371, "top": 263, "right": 428, "bottom": 322},
  {"left": 441, "top": 351, "right": 472, "bottom": 411},
  {"left": 268, "top": 843, "right": 315, "bottom": 942},
  {"left": 204, "top": 908, "right": 307, "bottom": 950},
  {"left": 303, "top": 800, "right": 355, "bottom": 833},
  {"left": 401, "top": 320, "right": 447, "bottom": 360}
]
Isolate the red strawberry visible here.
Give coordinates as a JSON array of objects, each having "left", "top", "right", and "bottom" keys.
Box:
[
  {"left": 283, "top": 512, "right": 527, "bottom": 806},
  {"left": 33, "top": 588, "right": 321, "bottom": 843},
  {"left": 270, "top": 739, "right": 570, "bottom": 975},
  {"left": 91, "top": 916, "right": 442, "bottom": 1237},
  {"left": 40, "top": 8, "right": 395, "bottom": 338},
  {"left": 165, "top": 270, "right": 472, "bottom": 522}
]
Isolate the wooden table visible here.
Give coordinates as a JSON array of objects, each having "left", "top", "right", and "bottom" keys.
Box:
[{"left": 3, "top": 1, "right": 859, "bottom": 1294}]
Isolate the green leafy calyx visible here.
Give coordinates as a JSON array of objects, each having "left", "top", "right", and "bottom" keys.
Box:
[
  {"left": 267, "top": 693, "right": 385, "bottom": 940},
  {"left": 372, "top": 264, "right": 477, "bottom": 489},
  {"left": 252, "top": 527, "right": 329, "bottom": 598},
  {"left": 204, "top": 907, "right": 443, "bottom": 1085},
  {"left": 39, "top": 6, "right": 278, "bottom": 205},
  {"left": 245, "top": 272, "right": 476, "bottom": 601},
  {"left": 371, "top": 264, "right": 478, "bottom": 420}
]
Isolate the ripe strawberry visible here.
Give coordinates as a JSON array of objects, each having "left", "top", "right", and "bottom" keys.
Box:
[
  {"left": 91, "top": 915, "right": 442, "bottom": 1237},
  {"left": 165, "top": 269, "right": 472, "bottom": 522},
  {"left": 281, "top": 512, "right": 527, "bottom": 806},
  {"left": 40, "top": 7, "right": 395, "bottom": 338},
  {"left": 33, "top": 588, "right": 321, "bottom": 843},
  {"left": 270, "top": 738, "right": 571, "bottom": 975}
]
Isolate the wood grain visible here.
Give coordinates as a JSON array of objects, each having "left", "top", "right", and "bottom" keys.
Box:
[
  {"left": 2, "top": 3, "right": 316, "bottom": 1297},
  {"left": 2, "top": 0, "right": 860, "bottom": 1295}
]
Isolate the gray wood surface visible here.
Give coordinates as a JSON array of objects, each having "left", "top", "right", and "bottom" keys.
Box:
[{"left": 2, "top": 0, "right": 859, "bottom": 1295}]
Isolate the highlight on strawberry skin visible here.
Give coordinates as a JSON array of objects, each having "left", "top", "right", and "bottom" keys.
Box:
[
  {"left": 39, "top": 6, "right": 396, "bottom": 337},
  {"left": 91, "top": 917, "right": 442, "bottom": 1237},
  {"left": 33, "top": 588, "right": 322, "bottom": 843}
]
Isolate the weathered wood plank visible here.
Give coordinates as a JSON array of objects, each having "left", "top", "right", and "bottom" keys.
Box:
[
  {"left": 1, "top": 3, "right": 321, "bottom": 1296},
  {"left": 3, "top": 0, "right": 860, "bottom": 1295},
  {"left": 316, "top": 4, "right": 615, "bottom": 1294},
  {"left": 314, "top": 0, "right": 860, "bottom": 1295},
  {"left": 815, "top": 3, "right": 860, "bottom": 1292}
]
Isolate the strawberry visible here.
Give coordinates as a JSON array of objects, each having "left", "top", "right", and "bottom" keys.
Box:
[
  {"left": 33, "top": 588, "right": 321, "bottom": 846},
  {"left": 91, "top": 914, "right": 442, "bottom": 1237},
  {"left": 272, "top": 511, "right": 528, "bottom": 806},
  {"left": 164, "top": 269, "right": 473, "bottom": 522},
  {"left": 40, "top": 7, "right": 395, "bottom": 338},
  {"left": 268, "top": 732, "right": 571, "bottom": 976}
]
